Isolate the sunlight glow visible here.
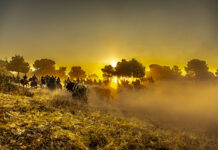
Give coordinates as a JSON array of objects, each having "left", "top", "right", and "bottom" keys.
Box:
[
  {"left": 111, "top": 61, "right": 117, "bottom": 68},
  {"left": 110, "top": 76, "right": 118, "bottom": 89},
  {"left": 120, "top": 76, "right": 136, "bottom": 84}
]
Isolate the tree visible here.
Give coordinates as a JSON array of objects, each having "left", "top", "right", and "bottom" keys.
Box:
[
  {"left": 101, "top": 58, "right": 145, "bottom": 78},
  {"left": 69, "top": 66, "right": 86, "bottom": 80},
  {"left": 0, "top": 60, "right": 7, "bottom": 71},
  {"left": 55, "top": 67, "right": 67, "bottom": 79},
  {"left": 172, "top": 65, "right": 183, "bottom": 79},
  {"left": 0, "top": 60, "right": 10, "bottom": 75},
  {"left": 147, "top": 64, "right": 170, "bottom": 80},
  {"left": 147, "top": 64, "right": 182, "bottom": 81},
  {"left": 7, "top": 55, "right": 30, "bottom": 74},
  {"left": 101, "top": 65, "right": 115, "bottom": 78},
  {"left": 115, "top": 59, "right": 145, "bottom": 78},
  {"left": 215, "top": 69, "right": 218, "bottom": 77},
  {"left": 185, "top": 59, "right": 214, "bottom": 80},
  {"left": 33, "top": 59, "right": 56, "bottom": 76}
]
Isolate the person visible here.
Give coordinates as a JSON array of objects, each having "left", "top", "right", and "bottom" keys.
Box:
[
  {"left": 16, "top": 74, "right": 20, "bottom": 83},
  {"left": 41, "top": 76, "right": 45, "bottom": 83},
  {"left": 20, "top": 74, "right": 29, "bottom": 87},
  {"left": 64, "top": 77, "right": 71, "bottom": 87},
  {"left": 30, "top": 74, "right": 38, "bottom": 88},
  {"left": 56, "top": 77, "right": 62, "bottom": 89},
  {"left": 32, "top": 74, "right": 37, "bottom": 81},
  {"left": 41, "top": 76, "right": 46, "bottom": 88},
  {"left": 23, "top": 74, "right": 27, "bottom": 80},
  {"left": 65, "top": 81, "right": 87, "bottom": 103},
  {"left": 57, "top": 77, "right": 61, "bottom": 84},
  {"left": 47, "top": 76, "right": 56, "bottom": 90},
  {"left": 45, "top": 75, "right": 50, "bottom": 84}
]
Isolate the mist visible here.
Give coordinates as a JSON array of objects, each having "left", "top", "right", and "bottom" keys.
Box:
[{"left": 88, "top": 81, "right": 218, "bottom": 136}]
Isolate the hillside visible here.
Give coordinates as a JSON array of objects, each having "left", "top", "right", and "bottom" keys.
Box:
[{"left": 0, "top": 90, "right": 217, "bottom": 150}]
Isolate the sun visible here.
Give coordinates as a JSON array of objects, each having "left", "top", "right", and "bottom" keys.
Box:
[{"left": 111, "top": 61, "right": 117, "bottom": 68}]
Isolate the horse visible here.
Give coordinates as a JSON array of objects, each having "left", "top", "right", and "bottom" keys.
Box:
[
  {"left": 15, "top": 75, "right": 20, "bottom": 83},
  {"left": 29, "top": 75, "right": 38, "bottom": 89},
  {"left": 30, "top": 80, "right": 37, "bottom": 88},
  {"left": 64, "top": 78, "right": 71, "bottom": 88},
  {"left": 66, "top": 81, "right": 88, "bottom": 103},
  {"left": 56, "top": 82, "right": 62, "bottom": 89},
  {"left": 56, "top": 77, "right": 62, "bottom": 89},
  {"left": 20, "top": 78, "right": 29, "bottom": 88},
  {"left": 40, "top": 76, "right": 46, "bottom": 88},
  {"left": 47, "top": 76, "right": 56, "bottom": 90}
]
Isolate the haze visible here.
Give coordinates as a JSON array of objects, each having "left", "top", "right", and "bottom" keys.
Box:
[{"left": 0, "top": 0, "right": 217, "bottom": 74}]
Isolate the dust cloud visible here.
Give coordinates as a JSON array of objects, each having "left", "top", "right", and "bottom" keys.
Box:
[{"left": 88, "top": 81, "right": 218, "bottom": 136}]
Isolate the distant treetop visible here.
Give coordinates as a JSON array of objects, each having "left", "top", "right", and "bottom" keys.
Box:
[
  {"left": 7, "top": 55, "right": 30, "bottom": 74},
  {"left": 33, "top": 58, "right": 56, "bottom": 76},
  {"left": 101, "top": 58, "right": 145, "bottom": 78}
]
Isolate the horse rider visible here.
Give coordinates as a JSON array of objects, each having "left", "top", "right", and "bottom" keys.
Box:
[
  {"left": 24, "top": 74, "right": 27, "bottom": 79},
  {"left": 32, "top": 74, "right": 37, "bottom": 81},
  {"left": 16, "top": 74, "right": 20, "bottom": 83},
  {"left": 57, "top": 77, "right": 61, "bottom": 84},
  {"left": 41, "top": 76, "right": 46, "bottom": 88},
  {"left": 30, "top": 74, "right": 38, "bottom": 88}
]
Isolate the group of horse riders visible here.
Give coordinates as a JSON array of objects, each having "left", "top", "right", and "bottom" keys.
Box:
[
  {"left": 17, "top": 74, "right": 88, "bottom": 102},
  {"left": 16, "top": 74, "right": 88, "bottom": 102},
  {"left": 20, "top": 74, "right": 38, "bottom": 88},
  {"left": 40, "top": 75, "right": 62, "bottom": 90},
  {"left": 19, "top": 74, "right": 62, "bottom": 90}
]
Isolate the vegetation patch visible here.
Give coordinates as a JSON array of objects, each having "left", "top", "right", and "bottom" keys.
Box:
[{"left": 0, "top": 92, "right": 217, "bottom": 149}]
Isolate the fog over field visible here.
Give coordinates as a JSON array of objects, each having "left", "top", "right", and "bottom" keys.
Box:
[{"left": 88, "top": 81, "right": 218, "bottom": 136}]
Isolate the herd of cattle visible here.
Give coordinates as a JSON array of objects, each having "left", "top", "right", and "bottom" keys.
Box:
[{"left": 16, "top": 75, "right": 88, "bottom": 103}]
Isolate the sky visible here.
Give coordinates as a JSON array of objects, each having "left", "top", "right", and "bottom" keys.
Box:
[{"left": 0, "top": 0, "right": 217, "bottom": 76}]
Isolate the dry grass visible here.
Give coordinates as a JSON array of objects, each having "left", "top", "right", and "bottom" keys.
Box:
[{"left": 0, "top": 90, "right": 217, "bottom": 150}]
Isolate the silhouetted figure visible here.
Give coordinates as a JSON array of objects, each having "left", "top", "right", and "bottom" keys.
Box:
[
  {"left": 45, "top": 75, "right": 50, "bottom": 84},
  {"left": 40, "top": 76, "right": 46, "bottom": 88},
  {"left": 56, "top": 77, "right": 62, "bottom": 89},
  {"left": 64, "top": 77, "right": 71, "bottom": 87},
  {"left": 29, "top": 74, "right": 38, "bottom": 88},
  {"left": 20, "top": 74, "right": 29, "bottom": 88},
  {"left": 23, "top": 74, "right": 27, "bottom": 80},
  {"left": 16, "top": 74, "right": 20, "bottom": 83},
  {"left": 66, "top": 81, "right": 87, "bottom": 103},
  {"left": 47, "top": 76, "right": 56, "bottom": 90}
]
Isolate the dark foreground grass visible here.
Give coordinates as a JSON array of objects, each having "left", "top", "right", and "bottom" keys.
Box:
[{"left": 0, "top": 91, "right": 217, "bottom": 150}]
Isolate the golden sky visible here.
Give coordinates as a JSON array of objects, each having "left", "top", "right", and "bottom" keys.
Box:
[{"left": 0, "top": 0, "right": 217, "bottom": 76}]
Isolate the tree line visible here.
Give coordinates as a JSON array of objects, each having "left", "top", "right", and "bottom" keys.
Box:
[
  {"left": 0, "top": 55, "right": 87, "bottom": 80},
  {"left": 0, "top": 55, "right": 218, "bottom": 81},
  {"left": 102, "top": 58, "right": 217, "bottom": 81}
]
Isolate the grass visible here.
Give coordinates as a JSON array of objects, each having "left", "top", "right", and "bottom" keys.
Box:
[{"left": 0, "top": 90, "right": 217, "bottom": 150}]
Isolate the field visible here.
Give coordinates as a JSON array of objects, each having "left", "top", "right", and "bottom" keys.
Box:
[
  {"left": 1, "top": 0, "right": 218, "bottom": 149},
  {"left": 0, "top": 87, "right": 218, "bottom": 150}
]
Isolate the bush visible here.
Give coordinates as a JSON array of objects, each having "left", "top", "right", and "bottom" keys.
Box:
[{"left": 0, "top": 74, "right": 34, "bottom": 97}]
